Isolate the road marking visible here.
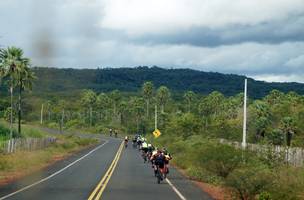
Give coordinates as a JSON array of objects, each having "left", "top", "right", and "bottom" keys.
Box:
[
  {"left": 0, "top": 141, "right": 109, "bottom": 200},
  {"left": 166, "top": 178, "right": 187, "bottom": 200},
  {"left": 88, "top": 142, "right": 124, "bottom": 200}
]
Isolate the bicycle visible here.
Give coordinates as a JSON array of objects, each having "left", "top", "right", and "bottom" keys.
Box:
[
  {"left": 155, "top": 165, "right": 166, "bottom": 184},
  {"left": 141, "top": 151, "right": 147, "bottom": 163}
]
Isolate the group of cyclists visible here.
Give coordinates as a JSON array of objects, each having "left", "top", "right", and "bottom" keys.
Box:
[
  {"left": 109, "top": 129, "right": 118, "bottom": 138},
  {"left": 109, "top": 128, "right": 172, "bottom": 184},
  {"left": 130, "top": 134, "right": 172, "bottom": 184}
]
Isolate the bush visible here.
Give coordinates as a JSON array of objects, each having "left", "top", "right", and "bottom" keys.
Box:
[
  {"left": 267, "top": 129, "right": 284, "bottom": 145},
  {"left": 187, "top": 166, "right": 223, "bottom": 185},
  {"left": 65, "top": 119, "right": 86, "bottom": 129},
  {"left": 47, "top": 122, "right": 59, "bottom": 129},
  {"left": 3, "top": 107, "right": 16, "bottom": 123},
  {"left": 268, "top": 167, "right": 304, "bottom": 200},
  {"left": 0, "top": 123, "right": 21, "bottom": 138},
  {"left": 198, "top": 143, "right": 243, "bottom": 178},
  {"left": 74, "top": 137, "right": 97, "bottom": 146},
  {"left": 61, "top": 140, "right": 76, "bottom": 149},
  {"left": 226, "top": 165, "right": 273, "bottom": 200}
]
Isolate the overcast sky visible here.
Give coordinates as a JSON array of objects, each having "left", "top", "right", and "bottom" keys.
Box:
[{"left": 1, "top": 0, "right": 304, "bottom": 82}]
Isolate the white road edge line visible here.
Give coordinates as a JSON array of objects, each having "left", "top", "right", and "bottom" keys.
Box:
[
  {"left": 0, "top": 140, "right": 109, "bottom": 200},
  {"left": 166, "top": 178, "right": 187, "bottom": 200}
]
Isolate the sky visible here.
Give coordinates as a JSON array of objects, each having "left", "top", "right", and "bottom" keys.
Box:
[{"left": 0, "top": 0, "right": 304, "bottom": 83}]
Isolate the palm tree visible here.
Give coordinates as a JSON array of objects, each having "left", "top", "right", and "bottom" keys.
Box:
[
  {"left": 16, "top": 65, "right": 36, "bottom": 134},
  {"left": 156, "top": 86, "right": 170, "bottom": 113},
  {"left": 280, "top": 117, "right": 296, "bottom": 146},
  {"left": 183, "top": 91, "right": 196, "bottom": 113},
  {"left": 0, "top": 47, "right": 24, "bottom": 142},
  {"left": 80, "top": 90, "right": 97, "bottom": 127},
  {"left": 142, "top": 81, "right": 154, "bottom": 117},
  {"left": 96, "top": 93, "right": 110, "bottom": 121},
  {"left": 109, "top": 90, "right": 121, "bottom": 118}
]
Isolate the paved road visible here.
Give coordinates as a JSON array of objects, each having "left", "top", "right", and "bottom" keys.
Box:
[{"left": 0, "top": 135, "right": 212, "bottom": 200}]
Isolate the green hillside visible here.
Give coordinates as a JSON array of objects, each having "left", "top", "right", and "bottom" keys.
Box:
[{"left": 27, "top": 66, "right": 304, "bottom": 98}]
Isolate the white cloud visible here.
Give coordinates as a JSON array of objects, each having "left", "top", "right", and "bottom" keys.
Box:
[
  {"left": 251, "top": 74, "right": 304, "bottom": 83},
  {"left": 1, "top": 0, "right": 304, "bottom": 83},
  {"left": 100, "top": 0, "right": 304, "bottom": 35}
]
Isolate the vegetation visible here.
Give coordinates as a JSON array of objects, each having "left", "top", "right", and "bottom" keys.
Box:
[{"left": 1, "top": 66, "right": 302, "bottom": 99}]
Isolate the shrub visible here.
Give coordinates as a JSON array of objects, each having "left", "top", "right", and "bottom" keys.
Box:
[
  {"left": 3, "top": 107, "right": 16, "bottom": 123},
  {"left": 65, "top": 119, "right": 85, "bottom": 129},
  {"left": 74, "top": 137, "right": 97, "bottom": 146},
  {"left": 267, "top": 129, "right": 284, "bottom": 145},
  {"left": 268, "top": 167, "right": 304, "bottom": 200},
  {"left": 47, "top": 122, "right": 59, "bottom": 129},
  {"left": 61, "top": 140, "right": 76, "bottom": 149},
  {"left": 198, "top": 143, "right": 243, "bottom": 178},
  {"left": 226, "top": 165, "right": 273, "bottom": 200},
  {"left": 187, "top": 166, "right": 223, "bottom": 185}
]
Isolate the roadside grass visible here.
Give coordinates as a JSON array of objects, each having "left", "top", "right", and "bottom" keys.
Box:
[
  {"left": 0, "top": 120, "right": 46, "bottom": 139},
  {"left": 148, "top": 134, "right": 304, "bottom": 200},
  {"left": 0, "top": 125, "right": 98, "bottom": 185}
]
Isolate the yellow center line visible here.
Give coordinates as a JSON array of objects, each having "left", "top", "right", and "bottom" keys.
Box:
[{"left": 88, "top": 142, "right": 124, "bottom": 200}]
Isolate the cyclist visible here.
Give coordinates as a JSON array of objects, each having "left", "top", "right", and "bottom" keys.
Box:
[
  {"left": 163, "top": 149, "right": 172, "bottom": 175},
  {"left": 147, "top": 144, "right": 154, "bottom": 163},
  {"left": 141, "top": 141, "right": 149, "bottom": 163},
  {"left": 132, "top": 136, "right": 137, "bottom": 148},
  {"left": 137, "top": 136, "right": 143, "bottom": 149},
  {"left": 124, "top": 136, "right": 129, "bottom": 148},
  {"left": 151, "top": 150, "right": 166, "bottom": 181}
]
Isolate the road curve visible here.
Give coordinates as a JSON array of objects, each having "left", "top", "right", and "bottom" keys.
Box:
[{"left": 0, "top": 136, "right": 212, "bottom": 200}]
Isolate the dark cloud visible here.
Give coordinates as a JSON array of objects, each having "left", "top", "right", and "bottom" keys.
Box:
[{"left": 129, "top": 13, "right": 304, "bottom": 47}]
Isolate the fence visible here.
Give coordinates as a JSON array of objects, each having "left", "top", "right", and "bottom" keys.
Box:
[
  {"left": 0, "top": 137, "right": 57, "bottom": 154},
  {"left": 219, "top": 139, "right": 304, "bottom": 167}
]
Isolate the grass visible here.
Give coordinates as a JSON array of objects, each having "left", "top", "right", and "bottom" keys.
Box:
[{"left": 0, "top": 120, "right": 46, "bottom": 139}]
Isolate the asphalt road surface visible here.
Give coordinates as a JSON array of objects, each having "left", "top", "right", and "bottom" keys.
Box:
[{"left": 0, "top": 136, "right": 213, "bottom": 200}]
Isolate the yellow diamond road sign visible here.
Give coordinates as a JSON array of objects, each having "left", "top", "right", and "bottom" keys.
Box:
[{"left": 153, "top": 129, "right": 161, "bottom": 138}]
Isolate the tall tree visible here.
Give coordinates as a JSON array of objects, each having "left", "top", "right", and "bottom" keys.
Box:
[
  {"left": 129, "top": 97, "right": 144, "bottom": 132},
  {"left": 0, "top": 47, "right": 24, "bottom": 139},
  {"left": 183, "top": 91, "right": 196, "bottom": 113},
  {"left": 80, "top": 90, "right": 97, "bottom": 126},
  {"left": 109, "top": 90, "right": 121, "bottom": 117},
  {"left": 96, "top": 93, "right": 110, "bottom": 121},
  {"left": 142, "top": 81, "right": 154, "bottom": 118},
  {"left": 156, "top": 86, "right": 170, "bottom": 113},
  {"left": 280, "top": 117, "right": 296, "bottom": 146},
  {"left": 16, "top": 64, "right": 35, "bottom": 134},
  {"left": 117, "top": 100, "right": 128, "bottom": 125}
]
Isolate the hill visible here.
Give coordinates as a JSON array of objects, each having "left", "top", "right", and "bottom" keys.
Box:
[{"left": 26, "top": 66, "right": 304, "bottom": 98}]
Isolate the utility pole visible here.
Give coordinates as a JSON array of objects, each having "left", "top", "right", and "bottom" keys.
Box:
[
  {"left": 155, "top": 104, "right": 158, "bottom": 130},
  {"left": 242, "top": 79, "right": 247, "bottom": 149},
  {"left": 40, "top": 103, "right": 44, "bottom": 125}
]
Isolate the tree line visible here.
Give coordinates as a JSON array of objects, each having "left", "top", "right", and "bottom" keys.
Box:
[{"left": 35, "top": 81, "right": 304, "bottom": 148}]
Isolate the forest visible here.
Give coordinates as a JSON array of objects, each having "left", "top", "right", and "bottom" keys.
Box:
[{"left": 0, "top": 66, "right": 303, "bottom": 99}]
